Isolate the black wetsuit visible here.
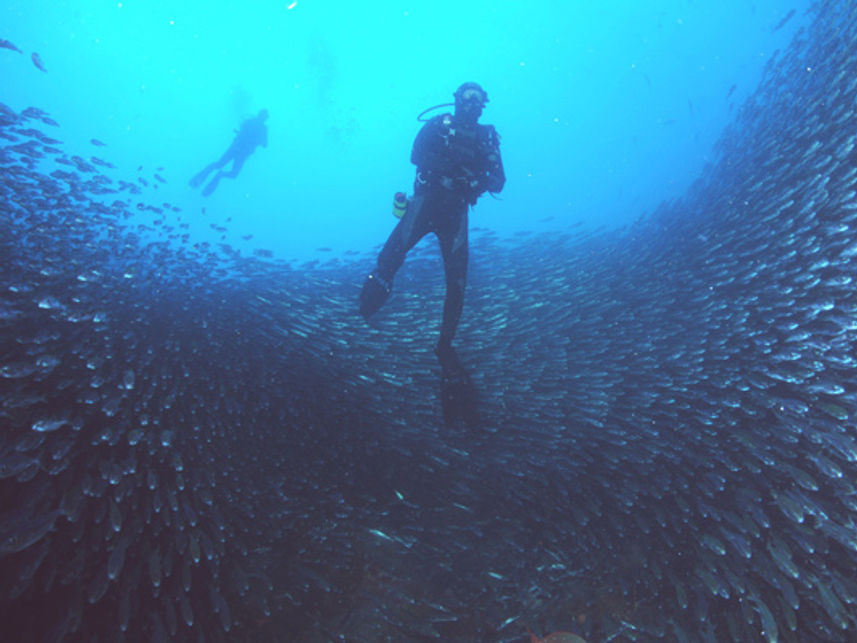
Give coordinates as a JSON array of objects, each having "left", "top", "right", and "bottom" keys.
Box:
[{"left": 360, "top": 113, "right": 505, "bottom": 349}]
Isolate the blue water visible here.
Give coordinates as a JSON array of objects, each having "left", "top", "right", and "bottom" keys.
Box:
[{"left": 2, "top": 0, "right": 808, "bottom": 263}]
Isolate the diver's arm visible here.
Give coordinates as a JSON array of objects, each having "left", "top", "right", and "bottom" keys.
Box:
[
  {"left": 461, "top": 126, "right": 505, "bottom": 203},
  {"left": 410, "top": 117, "right": 448, "bottom": 173}
]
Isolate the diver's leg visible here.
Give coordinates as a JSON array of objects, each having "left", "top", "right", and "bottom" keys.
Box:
[
  {"left": 219, "top": 156, "right": 246, "bottom": 179},
  {"left": 359, "top": 194, "right": 432, "bottom": 320},
  {"left": 437, "top": 207, "right": 469, "bottom": 351},
  {"left": 435, "top": 205, "right": 479, "bottom": 426},
  {"left": 201, "top": 156, "right": 247, "bottom": 196},
  {"left": 189, "top": 163, "right": 217, "bottom": 188},
  {"left": 435, "top": 207, "right": 477, "bottom": 427},
  {"left": 190, "top": 151, "right": 233, "bottom": 188},
  {"left": 201, "top": 172, "right": 223, "bottom": 197}
]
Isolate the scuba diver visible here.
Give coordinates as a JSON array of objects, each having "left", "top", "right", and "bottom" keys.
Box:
[
  {"left": 189, "top": 109, "right": 269, "bottom": 197},
  {"left": 359, "top": 82, "right": 505, "bottom": 427}
]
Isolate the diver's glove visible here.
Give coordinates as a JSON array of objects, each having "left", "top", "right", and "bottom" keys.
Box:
[{"left": 462, "top": 174, "right": 488, "bottom": 205}]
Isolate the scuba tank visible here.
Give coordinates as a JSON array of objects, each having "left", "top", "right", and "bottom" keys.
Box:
[{"left": 392, "top": 192, "right": 408, "bottom": 218}]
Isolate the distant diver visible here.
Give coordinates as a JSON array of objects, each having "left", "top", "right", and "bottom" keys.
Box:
[
  {"left": 358, "top": 82, "right": 506, "bottom": 427},
  {"left": 189, "top": 109, "right": 268, "bottom": 197}
]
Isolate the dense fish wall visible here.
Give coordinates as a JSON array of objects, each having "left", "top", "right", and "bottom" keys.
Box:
[{"left": 3, "top": 2, "right": 857, "bottom": 641}]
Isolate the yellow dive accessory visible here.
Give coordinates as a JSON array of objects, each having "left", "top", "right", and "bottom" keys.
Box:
[{"left": 393, "top": 192, "right": 408, "bottom": 219}]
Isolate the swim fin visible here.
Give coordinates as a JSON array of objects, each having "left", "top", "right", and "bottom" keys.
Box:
[
  {"left": 188, "top": 169, "right": 209, "bottom": 189},
  {"left": 359, "top": 272, "right": 391, "bottom": 320},
  {"left": 201, "top": 174, "right": 221, "bottom": 197},
  {"left": 440, "top": 368, "right": 478, "bottom": 427},
  {"left": 435, "top": 343, "right": 478, "bottom": 427}
]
